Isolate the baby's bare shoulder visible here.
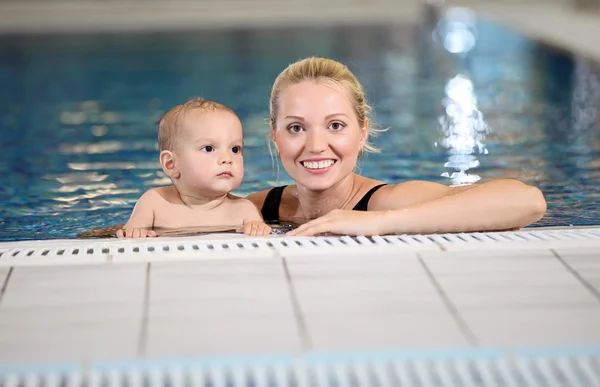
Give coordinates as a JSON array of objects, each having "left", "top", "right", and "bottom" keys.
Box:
[
  {"left": 147, "top": 186, "right": 179, "bottom": 201},
  {"left": 224, "top": 195, "right": 262, "bottom": 222},
  {"left": 226, "top": 194, "right": 255, "bottom": 208}
]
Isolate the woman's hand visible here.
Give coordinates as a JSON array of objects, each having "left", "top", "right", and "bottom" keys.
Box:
[
  {"left": 287, "top": 209, "right": 388, "bottom": 236},
  {"left": 116, "top": 228, "right": 157, "bottom": 239},
  {"left": 243, "top": 221, "right": 272, "bottom": 236}
]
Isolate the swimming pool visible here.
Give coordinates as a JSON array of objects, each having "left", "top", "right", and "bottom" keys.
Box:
[{"left": 0, "top": 20, "right": 599, "bottom": 242}]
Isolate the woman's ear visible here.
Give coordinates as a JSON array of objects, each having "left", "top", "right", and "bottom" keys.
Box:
[
  {"left": 160, "top": 150, "right": 180, "bottom": 179},
  {"left": 359, "top": 118, "right": 369, "bottom": 150},
  {"left": 270, "top": 128, "right": 280, "bottom": 156}
]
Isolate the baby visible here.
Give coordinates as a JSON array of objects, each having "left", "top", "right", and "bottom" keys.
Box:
[{"left": 117, "top": 98, "right": 271, "bottom": 238}]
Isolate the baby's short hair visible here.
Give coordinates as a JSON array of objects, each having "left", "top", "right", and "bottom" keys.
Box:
[{"left": 158, "top": 97, "right": 235, "bottom": 152}]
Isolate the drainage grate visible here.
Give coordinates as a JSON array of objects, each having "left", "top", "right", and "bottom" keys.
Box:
[
  {"left": 0, "top": 229, "right": 599, "bottom": 266},
  {"left": 0, "top": 348, "right": 599, "bottom": 387}
]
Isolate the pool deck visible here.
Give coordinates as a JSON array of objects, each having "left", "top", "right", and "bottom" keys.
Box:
[{"left": 0, "top": 227, "right": 599, "bottom": 366}]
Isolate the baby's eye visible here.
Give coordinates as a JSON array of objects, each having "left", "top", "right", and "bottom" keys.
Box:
[
  {"left": 329, "top": 121, "right": 345, "bottom": 131},
  {"left": 201, "top": 145, "right": 214, "bottom": 152},
  {"left": 288, "top": 124, "right": 303, "bottom": 133},
  {"left": 231, "top": 145, "right": 242, "bottom": 154}
]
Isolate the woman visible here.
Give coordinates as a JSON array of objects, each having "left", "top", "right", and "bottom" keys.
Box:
[{"left": 247, "top": 57, "right": 546, "bottom": 236}]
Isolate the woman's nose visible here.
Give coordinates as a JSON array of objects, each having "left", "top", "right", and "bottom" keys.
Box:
[{"left": 306, "top": 130, "right": 327, "bottom": 153}]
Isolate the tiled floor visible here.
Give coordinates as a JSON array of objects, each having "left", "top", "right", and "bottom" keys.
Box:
[{"left": 0, "top": 231, "right": 599, "bottom": 365}]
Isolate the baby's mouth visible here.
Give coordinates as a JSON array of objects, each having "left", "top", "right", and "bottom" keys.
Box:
[{"left": 218, "top": 171, "right": 233, "bottom": 177}]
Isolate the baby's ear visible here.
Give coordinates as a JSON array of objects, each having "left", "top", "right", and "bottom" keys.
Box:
[{"left": 160, "top": 150, "right": 180, "bottom": 179}]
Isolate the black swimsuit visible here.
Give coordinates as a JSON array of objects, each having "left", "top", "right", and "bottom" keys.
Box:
[{"left": 260, "top": 184, "right": 387, "bottom": 222}]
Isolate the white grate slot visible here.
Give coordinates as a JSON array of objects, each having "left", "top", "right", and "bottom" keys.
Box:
[
  {"left": 250, "top": 364, "right": 269, "bottom": 387},
  {"left": 339, "top": 235, "right": 360, "bottom": 246},
  {"left": 189, "top": 368, "right": 207, "bottom": 387},
  {"left": 580, "top": 356, "right": 600, "bottom": 386},
  {"left": 292, "top": 362, "right": 311, "bottom": 387},
  {"left": 538, "top": 358, "right": 567, "bottom": 387},
  {"left": 556, "top": 356, "right": 586, "bottom": 386}
]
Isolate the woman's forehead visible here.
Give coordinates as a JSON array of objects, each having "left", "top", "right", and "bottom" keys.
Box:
[{"left": 279, "top": 81, "right": 354, "bottom": 114}]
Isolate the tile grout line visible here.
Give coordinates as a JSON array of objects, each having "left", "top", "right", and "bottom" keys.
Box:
[
  {"left": 281, "top": 255, "right": 313, "bottom": 351},
  {"left": 0, "top": 267, "right": 13, "bottom": 307},
  {"left": 551, "top": 248, "right": 600, "bottom": 305},
  {"left": 137, "top": 262, "right": 151, "bottom": 356},
  {"left": 417, "top": 254, "right": 479, "bottom": 347}
]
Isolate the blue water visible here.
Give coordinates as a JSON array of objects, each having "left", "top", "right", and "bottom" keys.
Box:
[{"left": 0, "top": 20, "right": 599, "bottom": 242}]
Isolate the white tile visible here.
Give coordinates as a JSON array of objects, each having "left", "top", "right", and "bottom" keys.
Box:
[
  {"left": 145, "top": 316, "right": 302, "bottom": 357},
  {"left": 292, "top": 278, "right": 437, "bottom": 298},
  {"left": 462, "top": 309, "right": 600, "bottom": 347},
  {"left": 421, "top": 253, "right": 567, "bottom": 277},
  {"left": 0, "top": 267, "right": 8, "bottom": 286},
  {"left": 562, "top": 260, "right": 600, "bottom": 273},
  {"left": 2, "top": 264, "right": 146, "bottom": 307},
  {"left": 150, "top": 297, "right": 295, "bottom": 319},
  {"left": 287, "top": 259, "right": 427, "bottom": 280},
  {"left": 0, "top": 318, "right": 139, "bottom": 363},
  {"left": 8, "top": 263, "right": 146, "bottom": 287},
  {"left": 306, "top": 313, "right": 469, "bottom": 350},
  {"left": 584, "top": 275, "right": 600, "bottom": 291},
  {"left": 436, "top": 276, "right": 599, "bottom": 310},
  {"left": 553, "top": 247, "right": 600, "bottom": 260},
  {"left": 298, "top": 294, "right": 447, "bottom": 316},
  {"left": 0, "top": 303, "right": 143, "bottom": 327},
  {"left": 150, "top": 279, "right": 289, "bottom": 301},
  {"left": 421, "top": 250, "right": 556, "bottom": 260},
  {"left": 151, "top": 259, "right": 285, "bottom": 281}
]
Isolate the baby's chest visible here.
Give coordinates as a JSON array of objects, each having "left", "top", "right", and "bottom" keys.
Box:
[{"left": 153, "top": 205, "right": 237, "bottom": 228}]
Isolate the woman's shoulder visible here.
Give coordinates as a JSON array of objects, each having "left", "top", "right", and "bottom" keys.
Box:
[
  {"left": 246, "top": 185, "right": 293, "bottom": 210},
  {"left": 366, "top": 179, "right": 462, "bottom": 210}
]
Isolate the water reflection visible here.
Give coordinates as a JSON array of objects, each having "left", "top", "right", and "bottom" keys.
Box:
[
  {"left": 433, "top": 8, "right": 489, "bottom": 185},
  {"left": 437, "top": 74, "right": 489, "bottom": 185},
  {"left": 432, "top": 7, "right": 477, "bottom": 56}
]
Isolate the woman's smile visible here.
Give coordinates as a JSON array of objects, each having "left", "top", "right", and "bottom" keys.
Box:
[{"left": 300, "top": 158, "right": 337, "bottom": 174}]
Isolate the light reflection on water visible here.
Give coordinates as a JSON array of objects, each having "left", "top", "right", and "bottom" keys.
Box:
[{"left": 0, "top": 20, "right": 599, "bottom": 241}]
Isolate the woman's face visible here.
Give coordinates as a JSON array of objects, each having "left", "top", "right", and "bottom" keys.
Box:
[{"left": 272, "top": 81, "right": 367, "bottom": 191}]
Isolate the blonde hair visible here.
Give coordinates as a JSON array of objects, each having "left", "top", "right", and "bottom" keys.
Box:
[
  {"left": 158, "top": 97, "right": 235, "bottom": 152},
  {"left": 269, "top": 57, "right": 385, "bottom": 153}
]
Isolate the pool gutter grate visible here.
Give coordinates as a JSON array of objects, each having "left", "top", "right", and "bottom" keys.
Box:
[
  {"left": 1, "top": 349, "right": 599, "bottom": 387},
  {"left": 0, "top": 228, "right": 598, "bottom": 266}
]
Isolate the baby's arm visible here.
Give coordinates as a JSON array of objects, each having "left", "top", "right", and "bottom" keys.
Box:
[
  {"left": 117, "top": 190, "right": 158, "bottom": 238},
  {"left": 239, "top": 200, "right": 272, "bottom": 236}
]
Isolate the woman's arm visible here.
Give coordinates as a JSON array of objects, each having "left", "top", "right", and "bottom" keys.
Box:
[
  {"left": 378, "top": 179, "right": 546, "bottom": 234},
  {"left": 288, "top": 179, "right": 546, "bottom": 236}
]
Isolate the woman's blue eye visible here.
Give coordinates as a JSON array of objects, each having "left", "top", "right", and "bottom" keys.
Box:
[
  {"left": 329, "top": 122, "right": 345, "bottom": 130},
  {"left": 201, "top": 145, "right": 214, "bottom": 152},
  {"left": 232, "top": 146, "right": 242, "bottom": 154},
  {"left": 288, "top": 124, "right": 303, "bottom": 133}
]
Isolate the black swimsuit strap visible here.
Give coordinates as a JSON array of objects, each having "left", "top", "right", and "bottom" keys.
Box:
[
  {"left": 260, "top": 185, "right": 287, "bottom": 221},
  {"left": 261, "top": 183, "right": 386, "bottom": 221},
  {"left": 352, "top": 183, "right": 387, "bottom": 211}
]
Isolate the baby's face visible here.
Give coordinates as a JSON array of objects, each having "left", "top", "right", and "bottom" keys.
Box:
[{"left": 174, "top": 109, "right": 244, "bottom": 196}]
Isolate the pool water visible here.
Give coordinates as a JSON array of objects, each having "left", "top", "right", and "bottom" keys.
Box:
[{"left": 0, "top": 19, "right": 599, "bottom": 242}]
